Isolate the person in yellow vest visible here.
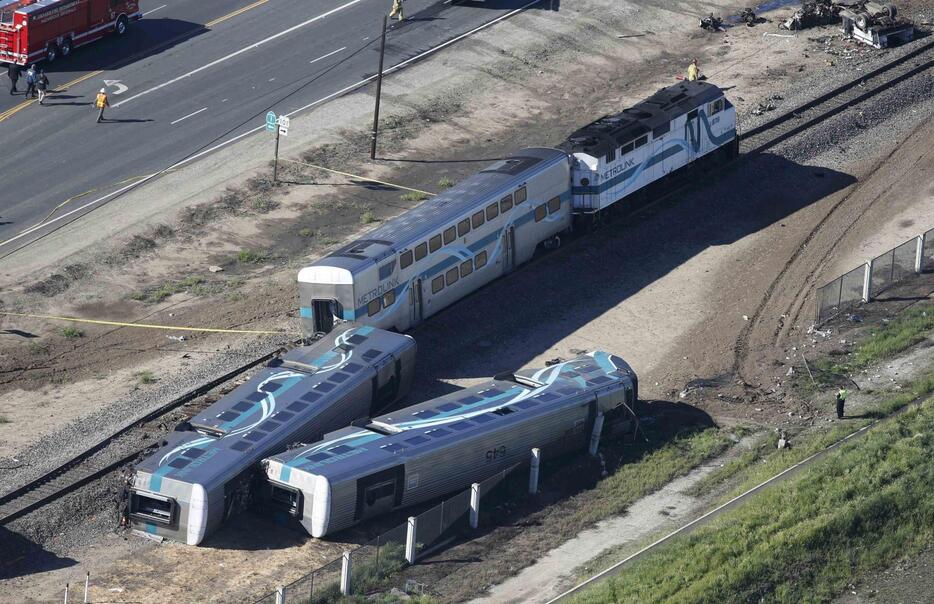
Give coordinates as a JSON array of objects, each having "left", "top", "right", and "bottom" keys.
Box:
[
  {"left": 389, "top": 0, "right": 404, "bottom": 21},
  {"left": 836, "top": 387, "right": 847, "bottom": 419},
  {"left": 687, "top": 59, "right": 700, "bottom": 81},
  {"left": 94, "top": 88, "right": 109, "bottom": 123}
]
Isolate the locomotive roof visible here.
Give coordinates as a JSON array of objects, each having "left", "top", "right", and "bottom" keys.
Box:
[
  {"left": 303, "top": 148, "right": 568, "bottom": 274},
  {"left": 561, "top": 81, "right": 724, "bottom": 158},
  {"left": 133, "top": 325, "right": 414, "bottom": 487},
  {"left": 267, "top": 352, "right": 636, "bottom": 484}
]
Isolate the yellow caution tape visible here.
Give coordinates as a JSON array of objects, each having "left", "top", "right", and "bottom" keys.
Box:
[
  {"left": 0, "top": 311, "right": 295, "bottom": 335},
  {"left": 279, "top": 158, "right": 436, "bottom": 197}
]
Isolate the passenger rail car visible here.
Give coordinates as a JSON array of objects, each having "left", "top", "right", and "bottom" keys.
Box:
[
  {"left": 128, "top": 325, "right": 416, "bottom": 545},
  {"left": 565, "top": 80, "right": 737, "bottom": 213},
  {"left": 262, "top": 351, "right": 637, "bottom": 537},
  {"left": 298, "top": 148, "right": 572, "bottom": 336},
  {"left": 298, "top": 81, "right": 735, "bottom": 337}
]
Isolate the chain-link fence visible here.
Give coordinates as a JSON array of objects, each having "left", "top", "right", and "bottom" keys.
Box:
[
  {"left": 816, "top": 230, "right": 931, "bottom": 324},
  {"left": 254, "top": 463, "right": 526, "bottom": 603}
]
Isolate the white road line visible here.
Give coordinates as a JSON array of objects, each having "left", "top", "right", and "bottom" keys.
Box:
[
  {"left": 0, "top": 0, "right": 541, "bottom": 250},
  {"left": 170, "top": 107, "right": 208, "bottom": 125},
  {"left": 309, "top": 47, "right": 346, "bottom": 65},
  {"left": 112, "top": 0, "right": 366, "bottom": 108},
  {"left": 142, "top": 4, "right": 167, "bottom": 16}
]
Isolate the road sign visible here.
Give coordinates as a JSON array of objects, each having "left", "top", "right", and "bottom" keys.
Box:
[
  {"left": 265, "top": 111, "right": 277, "bottom": 132},
  {"left": 278, "top": 115, "right": 290, "bottom": 137}
]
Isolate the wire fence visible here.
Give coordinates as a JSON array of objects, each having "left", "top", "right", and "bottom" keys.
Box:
[
  {"left": 256, "top": 464, "right": 522, "bottom": 603},
  {"left": 815, "top": 227, "right": 933, "bottom": 324}
]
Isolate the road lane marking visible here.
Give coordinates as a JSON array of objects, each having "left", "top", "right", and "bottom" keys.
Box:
[
  {"left": 113, "top": 0, "right": 365, "bottom": 108},
  {"left": 142, "top": 4, "right": 167, "bottom": 16},
  {"left": 0, "top": 69, "right": 104, "bottom": 122},
  {"left": 171, "top": 107, "right": 208, "bottom": 124},
  {"left": 0, "top": 0, "right": 543, "bottom": 252},
  {"left": 309, "top": 47, "right": 346, "bottom": 65},
  {"left": 205, "top": 0, "right": 270, "bottom": 27}
]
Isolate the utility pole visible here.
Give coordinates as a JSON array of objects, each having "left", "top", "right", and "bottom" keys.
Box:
[
  {"left": 273, "top": 125, "right": 280, "bottom": 182},
  {"left": 370, "top": 14, "right": 388, "bottom": 160}
]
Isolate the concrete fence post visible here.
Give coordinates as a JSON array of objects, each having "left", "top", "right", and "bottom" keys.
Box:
[
  {"left": 64, "top": 583, "right": 69, "bottom": 604},
  {"left": 916, "top": 234, "right": 925, "bottom": 273},
  {"left": 469, "top": 483, "right": 480, "bottom": 529},
  {"left": 529, "top": 448, "right": 541, "bottom": 495},
  {"left": 862, "top": 259, "right": 873, "bottom": 302},
  {"left": 405, "top": 516, "right": 418, "bottom": 564},
  {"left": 589, "top": 412, "right": 605, "bottom": 456},
  {"left": 340, "top": 551, "right": 352, "bottom": 596},
  {"left": 84, "top": 572, "right": 89, "bottom": 603},
  {"left": 275, "top": 585, "right": 285, "bottom": 604}
]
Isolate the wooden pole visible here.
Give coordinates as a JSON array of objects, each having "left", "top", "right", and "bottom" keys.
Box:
[
  {"left": 370, "top": 15, "right": 388, "bottom": 160},
  {"left": 273, "top": 126, "right": 280, "bottom": 183}
]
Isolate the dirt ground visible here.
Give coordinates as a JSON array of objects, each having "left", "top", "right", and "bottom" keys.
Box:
[{"left": 3, "top": 0, "right": 934, "bottom": 601}]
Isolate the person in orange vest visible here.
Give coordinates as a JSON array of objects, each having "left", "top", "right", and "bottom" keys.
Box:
[
  {"left": 94, "top": 88, "right": 109, "bottom": 123},
  {"left": 687, "top": 59, "right": 700, "bottom": 81}
]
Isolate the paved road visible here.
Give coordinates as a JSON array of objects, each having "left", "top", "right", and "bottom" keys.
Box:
[{"left": 0, "top": 0, "right": 545, "bottom": 251}]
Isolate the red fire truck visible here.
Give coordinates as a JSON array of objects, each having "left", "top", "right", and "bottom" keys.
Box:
[{"left": 0, "top": 0, "right": 141, "bottom": 66}]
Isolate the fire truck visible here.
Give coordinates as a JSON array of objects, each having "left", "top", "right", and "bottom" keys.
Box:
[{"left": 0, "top": 0, "right": 141, "bottom": 66}]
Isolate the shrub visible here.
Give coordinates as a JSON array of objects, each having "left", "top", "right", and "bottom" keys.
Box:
[{"left": 61, "top": 326, "right": 83, "bottom": 338}]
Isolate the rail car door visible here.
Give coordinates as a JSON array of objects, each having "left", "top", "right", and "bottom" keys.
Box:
[
  {"left": 354, "top": 466, "right": 405, "bottom": 522},
  {"left": 685, "top": 110, "right": 700, "bottom": 163},
  {"left": 503, "top": 226, "right": 516, "bottom": 273},
  {"left": 409, "top": 278, "right": 423, "bottom": 326}
]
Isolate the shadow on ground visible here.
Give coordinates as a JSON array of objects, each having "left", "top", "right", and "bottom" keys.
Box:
[{"left": 0, "top": 525, "right": 76, "bottom": 580}]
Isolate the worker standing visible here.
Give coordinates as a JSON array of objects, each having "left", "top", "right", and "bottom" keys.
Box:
[
  {"left": 389, "top": 0, "right": 404, "bottom": 21},
  {"left": 836, "top": 387, "right": 847, "bottom": 419},
  {"left": 24, "top": 64, "right": 37, "bottom": 98},
  {"left": 36, "top": 70, "right": 49, "bottom": 105},
  {"left": 687, "top": 59, "right": 700, "bottom": 82},
  {"left": 7, "top": 63, "right": 20, "bottom": 95},
  {"left": 94, "top": 88, "right": 109, "bottom": 123}
]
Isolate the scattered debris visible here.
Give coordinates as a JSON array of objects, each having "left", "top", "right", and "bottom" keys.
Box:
[
  {"left": 700, "top": 13, "right": 723, "bottom": 32},
  {"left": 208, "top": 265, "right": 224, "bottom": 273},
  {"left": 777, "top": 431, "right": 791, "bottom": 449},
  {"left": 741, "top": 7, "right": 757, "bottom": 26},
  {"left": 544, "top": 358, "right": 564, "bottom": 366},
  {"left": 781, "top": 0, "right": 839, "bottom": 31},
  {"left": 840, "top": 2, "right": 914, "bottom": 49},
  {"left": 167, "top": 335, "right": 187, "bottom": 342}
]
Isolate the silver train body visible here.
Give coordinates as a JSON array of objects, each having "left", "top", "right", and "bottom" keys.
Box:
[
  {"left": 298, "top": 81, "right": 736, "bottom": 338},
  {"left": 128, "top": 325, "right": 416, "bottom": 545},
  {"left": 262, "top": 351, "right": 637, "bottom": 538}
]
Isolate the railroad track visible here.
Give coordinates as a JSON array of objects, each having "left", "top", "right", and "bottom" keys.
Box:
[
  {"left": 0, "top": 350, "right": 278, "bottom": 526},
  {"left": 3, "top": 38, "right": 932, "bottom": 530}
]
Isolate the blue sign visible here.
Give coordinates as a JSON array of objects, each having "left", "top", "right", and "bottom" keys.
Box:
[{"left": 266, "top": 111, "right": 278, "bottom": 132}]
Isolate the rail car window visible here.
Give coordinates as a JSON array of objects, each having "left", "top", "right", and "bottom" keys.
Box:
[
  {"left": 400, "top": 250, "right": 413, "bottom": 269},
  {"left": 547, "top": 196, "right": 561, "bottom": 214},
  {"left": 431, "top": 275, "right": 444, "bottom": 294},
  {"left": 605, "top": 149, "right": 616, "bottom": 163},
  {"left": 514, "top": 186, "right": 527, "bottom": 204},
  {"left": 708, "top": 98, "right": 724, "bottom": 115},
  {"left": 620, "top": 141, "right": 634, "bottom": 155},
  {"left": 460, "top": 259, "right": 473, "bottom": 278},
  {"left": 635, "top": 135, "right": 648, "bottom": 149},
  {"left": 429, "top": 234, "right": 442, "bottom": 253},
  {"left": 534, "top": 205, "right": 547, "bottom": 222},
  {"left": 378, "top": 260, "right": 395, "bottom": 280},
  {"left": 382, "top": 290, "right": 395, "bottom": 308},
  {"left": 500, "top": 195, "right": 513, "bottom": 213},
  {"left": 129, "top": 492, "right": 176, "bottom": 526},
  {"left": 367, "top": 298, "right": 381, "bottom": 317},
  {"left": 446, "top": 267, "right": 459, "bottom": 286},
  {"left": 443, "top": 226, "right": 456, "bottom": 245},
  {"left": 457, "top": 218, "right": 471, "bottom": 237},
  {"left": 486, "top": 203, "right": 499, "bottom": 221},
  {"left": 472, "top": 211, "right": 485, "bottom": 229},
  {"left": 415, "top": 242, "right": 428, "bottom": 261},
  {"left": 652, "top": 122, "right": 670, "bottom": 138},
  {"left": 475, "top": 250, "right": 488, "bottom": 269},
  {"left": 364, "top": 480, "right": 395, "bottom": 506},
  {"left": 687, "top": 109, "right": 699, "bottom": 121}
]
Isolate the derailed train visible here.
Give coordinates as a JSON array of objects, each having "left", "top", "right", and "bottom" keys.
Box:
[
  {"left": 128, "top": 325, "right": 416, "bottom": 544},
  {"left": 298, "top": 81, "right": 737, "bottom": 337},
  {"left": 262, "top": 351, "right": 638, "bottom": 537}
]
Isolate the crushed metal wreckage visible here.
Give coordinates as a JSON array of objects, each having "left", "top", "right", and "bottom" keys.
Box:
[{"left": 700, "top": 13, "right": 724, "bottom": 31}]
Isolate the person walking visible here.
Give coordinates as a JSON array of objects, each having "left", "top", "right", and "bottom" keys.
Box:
[
  {"left": 687, "top": 58, "right": 700, "bottom": 82},
  {"left": 24, "top": 64, "right": 37, "bottom": 99},
  {"left": 94, "top": 88, "right": 109, "bottom": 122},
  {"left": 389, "top": 0, "right": 404, "bottom": 21},
  {"left": 7, "top": 63, "right": 20, "bottom": 95},
  {"left": 836, "top": 387, "right": 847, "bottom": 419},
  {"left": 36, "top": 70, "right": 49, "bottom": 105}
]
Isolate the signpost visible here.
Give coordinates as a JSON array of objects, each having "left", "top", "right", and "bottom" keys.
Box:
[{"left": 267, "top": 112, "right": 289, "bottom": 182}]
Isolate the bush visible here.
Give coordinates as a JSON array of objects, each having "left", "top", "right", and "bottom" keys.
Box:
[
  {"left": 61, "top": 326, "right": 83, "bottom": 338},
  {"left": 437, "top": 176, "right": 454, "bottom": 189},
  {"left": 360, "top": 210, "right": 377, "bottom": 224},
  {"left": 400, "top": 191, "right": 429, "bottom": 202},
  {"left": 237, "top": 249, "right": 266, "bottom": 264}
]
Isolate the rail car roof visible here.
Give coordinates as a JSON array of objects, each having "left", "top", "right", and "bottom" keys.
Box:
[
  {"left": 268, "top": 352, "right": 635, "bottom": 484},
  {"left": 132, "top": 325, "right": 413, "bottom": 485},
  {"left": 300, "top": 148, "right": 568, "bottom": 277},
  {"left": 561, "top": 81, "right": 725, "bottom": 159}
]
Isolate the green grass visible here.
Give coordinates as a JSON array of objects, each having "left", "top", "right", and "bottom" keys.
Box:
[
  {"left": 400, "top": 191, "right": 429, "bottom": 202},
  {"left": 684, "top": 432, "right": 772, "bottom": 498},
  {"left": 437, "top": 176, "right": 454, "bottom": 189},
  {"left": 135, "top": 370, "right": 157, "bottom": 385},
  {"left": 570, "top": 397, "right": 934, "bottom": 604},
  {"left": 360, "top": 209, "right": 377, "bottom": 224},
  {"left": 132, "top": 276, "right": 207, "bottom": 303},
  {"left": 28, "top": 341, "right": 49, "bottom": 355},
  {"left": 299, "top": 227, "right": 314, "bottom": 238},
  {"left": 61, "top": 326, "right": 84, "bottom": 338},
  {"left": 0, "top": 415, "right": 10, "bottom": 424},
  {"left": 237, "top": 249, "right": 266, "bottom": 264}
]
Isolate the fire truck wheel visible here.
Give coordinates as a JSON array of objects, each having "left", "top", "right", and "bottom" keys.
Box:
[
  {"left": 60, "top": 38, "right": 73, "bottom": 57},
  {"left": 45, "top": 43, "right": 58, "bottom": 63},
  {"left": 115, "top": 15, "right": 129, "bottom": 35}
]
